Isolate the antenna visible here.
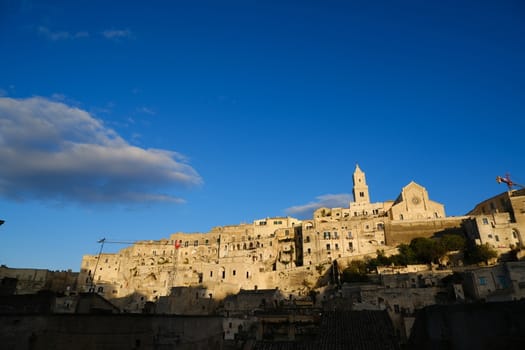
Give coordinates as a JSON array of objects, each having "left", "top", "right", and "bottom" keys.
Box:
[{"left": 89, "top": 238, "right": 106, "bottom": 292}]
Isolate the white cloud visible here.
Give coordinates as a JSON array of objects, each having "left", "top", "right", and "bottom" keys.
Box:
[
  {"left": 38, "top": 26, "right": 89, "bottom": 41},
  {"left": 285, "top": 194, "right": 353, "bottom": 218},
  {"left": 102, "top": 29, "right": 133, "bottom": 40},
  {"left": 0, "top": 97, "right": 202, "bottom": 204}
]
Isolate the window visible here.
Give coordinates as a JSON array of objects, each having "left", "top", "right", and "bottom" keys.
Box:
[
  {"left": 210, "top": 271, "right": 213, "bottom": 277},
  {"left": 359, "top": 192, "right": 364, "bottom": 197},
  {"left": 347, "top": 232, "right": 353, "bottom": 239},
  {"left": 194, "top": 240, "right": 198, "bottom": 247},
  {"left": 246, "top": 271, "right": 249, "bottom": 278},
  {"left": 273, "top": 220, "right": 282, "bottom": 225},
  {"left": 233, "top": 270, "right": 236, "bottom": 276},
  {"left": 479, "top": 277, "right": 487, "bottom": 286},
  {"left": 324, "top": 232, "right": 331, "bottom": 239},
  {"left": 97, "top": 286, "right": 104, "bottom": 293},
  {"left": 399, "top": 214, "right": 404, "bottom": 220},
  {"left": 335, "top": 244, "right": 339, "bottom": 250},
  {"left": 184, "top": 241, "right": 189, "bottom": 247},
  {"left": 349, "top": 242, "right": 353, "bottom": 250},
  {"left": 205, "top": 239, "right": 209, "bottom": 245},
  {"left": 305, "top": 236, "right": 310, "bottom": 243},
  {"left": 495, "top": 235, "right": 500, "bottom": 242},
  {"left": 307, "top": 248, "right": 311, "bottom": 254},
  {"left": 497, "top": 275, "right": 507, "bottom": 288},
  {"left": 482, "top": 218, "right": 489, "bottom": 225},
  {"left": 326, "top": 244, "right": 331, "bottom": 250},
  {"left": 512, "top": 231, "right": 518, "bottom": 239}
]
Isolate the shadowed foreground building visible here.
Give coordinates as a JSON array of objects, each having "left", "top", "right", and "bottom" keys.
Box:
[
  {"left": 408, "top": 300, "right": 525, "bottom": 350},
  {"left": 0, "top": 310, "right": 399, "bottom": 350},
  {"left": 0, "top": 313, "right": 224, "bottom": 350}
]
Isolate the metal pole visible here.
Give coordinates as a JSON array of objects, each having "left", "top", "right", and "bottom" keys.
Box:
[{"left": 90, "top": 238, "right": 106, "bottom": 292}]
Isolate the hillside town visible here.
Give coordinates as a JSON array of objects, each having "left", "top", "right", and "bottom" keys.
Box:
[{"left": 2, "top": 165, "right": 525, "bottom": 349}]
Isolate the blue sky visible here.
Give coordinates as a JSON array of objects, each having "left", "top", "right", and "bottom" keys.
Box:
[{"left": 0, "top": 0, "right": 524, "bottom": 270}]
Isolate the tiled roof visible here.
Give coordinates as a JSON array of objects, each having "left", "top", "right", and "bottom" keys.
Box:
[
  {"left": 252, "top": 310, "right": 400, "bottom": 350},
  {"left": 313, "top": 311, "right": 399, "bottom": 350}
]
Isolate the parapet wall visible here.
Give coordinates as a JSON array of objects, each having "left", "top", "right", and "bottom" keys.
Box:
[{"left": 385, "top": 217, "right": 466, "bottom": 246}]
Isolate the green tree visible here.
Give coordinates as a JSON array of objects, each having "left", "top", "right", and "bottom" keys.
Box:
[
  {"left": 440, "top": 234, "right": 466, "bottom": 251},
  {"left": 366, "top": 250, "right": 392, "bottom": 271},
  {"left": 410, "top": 237, "right": 446, "bottom": 263},
  {"left": 341, "top": 260, "right": 369, "bottom": 283},
  {"left": 395, "top": 243, "right": 417, "bottom": 265},
  {"left": 464, "top": 244, "right": 498, "bottom": 264}
]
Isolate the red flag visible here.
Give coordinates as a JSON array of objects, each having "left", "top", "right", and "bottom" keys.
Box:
[{"left": 175, "top": 240, "right": 181, "bottom": 249}]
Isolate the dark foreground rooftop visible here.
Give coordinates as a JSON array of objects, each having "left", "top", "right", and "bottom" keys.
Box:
[
  {"left": 408, "top": 300, "right": 525, "bottom": 350},
  {"left": 253, "top": 310, "right": 400, "bottom": 350}
]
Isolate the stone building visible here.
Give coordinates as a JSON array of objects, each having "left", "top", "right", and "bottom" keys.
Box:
[
  {"left": 464, "top": 188, "right": 525, "bottom": 253},
  {"left": 77, "top": 165, "right": 458, "bottom": 311},
  {"left": 0, "top": 266, "right": 78, "bottom": 295},
  {"left": 461, "top": 261, "right": 525, "bottom": 302}
]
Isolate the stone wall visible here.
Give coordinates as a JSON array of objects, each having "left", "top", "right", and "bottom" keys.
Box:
[
  {"left": 384, "top": 217, "right": 466, "bottom": 246},
  {"left": 0, "top": 314, "right": 224, "bottom": 350}
]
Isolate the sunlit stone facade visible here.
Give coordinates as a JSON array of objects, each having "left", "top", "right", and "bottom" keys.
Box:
[{"left": 78, "top": 165, "right": 457, "bottom": 311}]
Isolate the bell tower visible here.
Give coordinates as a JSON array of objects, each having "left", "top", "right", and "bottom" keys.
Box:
[{"left": 353, "top": 164, "right": 370, "bottom": 203}]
